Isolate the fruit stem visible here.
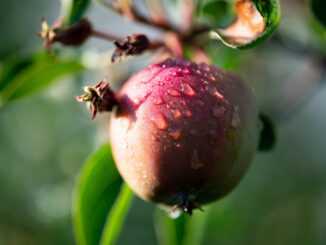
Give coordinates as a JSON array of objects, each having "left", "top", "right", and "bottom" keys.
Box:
[
  {"left": 76, "top": 79, "right": 118, "bottom": 119},
  {"left": 95, "top": 0, "right": 179, "bottom": 32},
  {"left": 91, "top": 29, "right": 123, "bottom": 42},
  {"left": 176, "top": 193, "right": 203, "bottom": 215}
]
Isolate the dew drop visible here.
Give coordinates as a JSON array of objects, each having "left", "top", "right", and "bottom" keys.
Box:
[
  {"left": 121, "top": 118, "right": 131, "bottom": 132},
  {"left": 169, "top": 70, "right": 181, "bottom": 77},
  {"left": 181, "top": 83, "right": 195, "bottom": 96},
  {"left": 153, "top": 95, "right": 164, "bottom": 105},
  {"left": 172, "top": 109, "right": 183, "bottom": 119},
  {"left": 174, "top": 143, "right": 182, "bottom": 148},
  {"left": 151, "top": 134, "right": 157, "bottom": 141},
  {"left": 183, "top": 110, "right": 192, "bottom": 118},
  {"left": 231, "top": 106, "right": 241, "bottom": 128},
  {"left": 182, "top": 69, "right": 191, "bottom": 75},
  {"left": 169, "top": 101, "right": 178, "bottom": 108},
  {"left": 190, "top": 149, "right": 203, "bottom": 170},
  {"left": 122, "top": 141, "right": 128, "bottom": 149},
  {"left": 150, "top": 113, "right": 169, "bottom": 130},
  {"left": 167, "top": 89, "right": 181, "bottom": 97},
  {"left": 212, "top": 105, "right": 226, "bottom": 118},
  {"left": 206, "top": 83, "right": 224, "bottom": 99},
  {"left": 169, "top": 129, "right": 182, "bottom": 140},
  {"left": 210, "top": 75, "right": 216, "bottom": 81},
  {"left": 199, "top": 63, "right": 211, "bottom": 72}
]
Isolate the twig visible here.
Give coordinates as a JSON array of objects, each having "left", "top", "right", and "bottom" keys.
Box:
[{"left": 95, "top": 0, "right": 178, "bottom": 32}]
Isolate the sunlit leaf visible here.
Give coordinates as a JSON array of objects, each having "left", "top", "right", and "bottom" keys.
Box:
[
  {"left": 0, "top": 54, "right": 83, "bottom": 105},
  {"left": 258, "top": 113, "right": 276, "bottom": 151},
  {"left": 65, "top": 0, "right": 91, "bottom": 25},
  {"left": 99, "top": 184, "right": 133, "bottom": 245},
  {"left": 73, "top": 144, "right": 133, "bottom": 245},
  {"left": 309, "top": 0, "right": 326, "bottom": 28},
  {"left": 214, "top": 0, "right": 281, "bottom": 49}
]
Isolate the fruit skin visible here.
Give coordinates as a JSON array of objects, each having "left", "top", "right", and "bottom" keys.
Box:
[{"left": 110, "top": 58, "right": 258, "bottom": 211}]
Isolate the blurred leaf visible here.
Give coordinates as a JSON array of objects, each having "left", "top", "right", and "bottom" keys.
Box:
[
  {"left": 66, "top": 0, "right": 91, "bottom": 25},
  {"left": 199, "top": 0, "right": 235, "bottom": 28},
  {"left": 154, "top": 209, "right": 208, "bottom": 245},
  {"left": 99, "top": 184, "right": 133, "bottom": 245},
  {"left": 309, "top": 0, "right": 326, "bottom": 28},
  {"left": 73, "top": 144, "right": 132, "bottom": 245},
  {"left": 154, "top": 210, "right": 187, "bottom": 245},
  {"left": 214, "top": 0, "right": 281, "bottom": 49},
  {"left": 0, "top": 53, "right": 83, "bottom": 106},
  {"left": 0, "top": 56, "right": 34, "bottom": 92},
  {"left": 258, "top": 113, "right": 276, "bottom": 151}
]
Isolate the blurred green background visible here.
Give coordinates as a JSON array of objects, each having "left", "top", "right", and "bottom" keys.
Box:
[{"left": 0, "top": 0, "right": 326, "bottom": 244}]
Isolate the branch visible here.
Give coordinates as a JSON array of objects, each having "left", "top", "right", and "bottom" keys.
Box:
[{"left": 95, "top": 0, "right": 178, "bottom": 32}]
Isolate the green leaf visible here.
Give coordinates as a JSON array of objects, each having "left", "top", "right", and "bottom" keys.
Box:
[
  {"left": 0, "top": 56, "right": 34, "bottom": 92},
  {"left": 65, "top": 0, "right": 91, "bottom": 25},
  {"left": 214, "top": 0, "right": 281, "bottom": 49},
  {"left": 309, "top": 0, "right": 326, "bottom": 28},
  {"left": 154, "top": 209, "right": 208, "bottom": 245},
  {"left": 258, "top": 113, "right": 276, "bottom": 151},
  {"left": 154, "top": 210, "right": 187, "bottom": 245},
  {"left": 99, "top": 184, "right": 133, "bottom": 245},
  {"left": 0, "top": 53, "right": 83, "bottom": 106},
  {"left": 73, "top": 144, "right": 133, "bottom": 245},
  {"left": 199, "top": 0, "right": 236, "bottom": 28}
]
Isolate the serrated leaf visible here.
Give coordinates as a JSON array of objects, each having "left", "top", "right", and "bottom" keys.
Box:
[
  {"left": 309, "top": 0, "right": 326, "bottom": 28},
  {"left": 0, "top": 54, "right": 83, "bottom": 106},
  {"left": 66, "top": 0, "right": 91, "bottom": 25},
  {"left": 73, "top": 144, "right": 133, "bottom": 245},
  {"left": 258, "top": 113, "right": 276, "bottom": 151},
  {"left": 214, "top": 0, "right": 281, "bottom": 49}
]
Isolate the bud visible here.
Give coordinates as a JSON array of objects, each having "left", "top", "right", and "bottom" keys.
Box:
[
  {"left": 112, "top": 34, "right": 150, "bottom": 62},
  {"left": 39, "top": 18, "right": 93, "bottom": 50}
]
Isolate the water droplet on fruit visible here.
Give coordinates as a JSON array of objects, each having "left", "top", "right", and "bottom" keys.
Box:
[
  {"left": 169, "top": 101, "right": 178, "bottom": 108},
  {"left": 200, "top": 63, "right": 211, "bottom": 72},
  {"left": 183, "top": 110, "right": 192, "bottom": 118},
  {"left": 172, "top": 109, "right": 183, "bottom": 119},
  {"left": 169, "top": 129, "right": 182, "bottom": 140},
  {"left": 167, "top": 89, "right": 181, "bottom": 97},
  {"left": 190, "top": 149, "right": 203, "bottom": 169},
  {"left": 181, "top": 83, "right": 195, "bottom": 96},
  {"left": 206, "top": 83, "right": 224, "bottom": 99},
  {"left": 122, "top": 141, "right": 128, "bottom": 149},
  {"left": 121, "top": 118, "right": 131, "bottom": 132},
  {"left": 154, "top": 95, "right": 164, "bottom": 105},
  {"left": 175, "top": 143, "right": 182, "bottom": 148},
  {"left": 151, "top": 134, "right": 157, "bottom": 141},
  {"left": 212, "top": 105, "right": 226, "bottom": 118},
  {"left": 169, "top": 70, "right": 181, "bottom": 77},
  {"left": 182, "top": 69, "right": 191, "bottom": 75},
  {"left": 150, "top": 113, "right": 169, "bottom": 130},
  {"left": 231, "top": 106, "right": 241, "bottom": 128}
]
